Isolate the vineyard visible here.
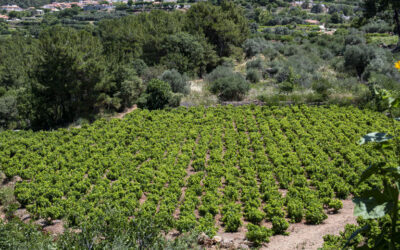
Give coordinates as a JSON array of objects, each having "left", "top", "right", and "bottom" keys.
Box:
[{"left": 0, "top": 105, "right": 396, "bottom": 242}]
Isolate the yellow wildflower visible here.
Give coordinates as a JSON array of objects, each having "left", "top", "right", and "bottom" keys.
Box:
[{"left": 395, "top": 60, "right": 400, "bottom": 69}]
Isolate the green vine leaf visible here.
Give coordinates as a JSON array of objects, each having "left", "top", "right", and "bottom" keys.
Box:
[
  {"left": 344, "top": 224, "right": 370, "bottom": 248},
  {"left": 358, "top": 132, "right": 394, "bottom": 145},
  {"left": 358, "top": 162, "right": 386, "bottom": 184},
  {"left": 391, "top": 97, "right": 400, "bottom": 108},
  {"left": 353, "top": 197, "right": 393, "bottom": 219}
]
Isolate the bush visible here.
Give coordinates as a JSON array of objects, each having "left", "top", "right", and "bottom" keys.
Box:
[
  {"left": 328, "top": 199, "right": 343, "bottom": 213},
  {"left": 169, "top": 93, "right": 183, "bottom": 108},
  {"left": 223, "top": 214, "right": 242, "bottom": 232},
  {"left": 160, "top": 69, "right": 190, "bottom": 95},
  {"left": 333, "top": 181, "right": 350, "bottom": 199},
  {"left": 344, "top": 45, "right": 376, "bottom": 76},
  {"left": 206, "top": 66, "right": 233, "bottom": 83},
  {"left": 243, "top": 37, "right": 267, "bottom": 58},
  {"left": 221, "top": 203, "right": 242, "bottom": 232},
  {"left": 312, "top": 79, "right": 332, "bottom": 100},
  {"left": 305, "top": 202, "right": 327, "bottom": 224},
  {"left": 362, "top": 20, "right": 392, "bottom": 34},
  {"left": 176, "top": 214, "right": 197, "bottom": 233},
  {"left": 120, "top": 76, "right": 144, "bottom": 107},
  {"left": 345, "top": 34, "right": 365, "bottom": 45},
  {"left": 263, "top": 201, "right": 285, "bottom": 220},
  {"left": 287, "top": 199, "right": 303, "bottom": 223},
  {"left": 311, "top": 4, "right": 324, "bottom": 14},
  {"left": 0, "top": 95, "right": 19, "bottom": 130},
  {"left": 209, "top": 74, "right": 249, "bottom": 101},
  {"left": 322, "top": 224, "right": 363, "bottom": 249},
  {"left": 137, "top": 79, "right": 174, "bottom": 110},
  {"left": 246, "top": 57, "right": 265, "bottom": 71},
  {"left": 132, "top": 59, "right": 148, "bottom": 76},
  {"left": 246, "top": 223, "right": 272, "bottom": 246},
  {"left": 271, "top": 216, "right": 289, "bottom": 235},
  {"left": 279, "top": 81, "right": 294, "bottom": 94},
  {"left": 246, "top": 69, "right": 261, "bottom": 83},
  {"left": 330, "top": 12, "right": 343, "bottom": 24},
  {"left": 244, "top": 207, "right": 265, "bottom": 224}
]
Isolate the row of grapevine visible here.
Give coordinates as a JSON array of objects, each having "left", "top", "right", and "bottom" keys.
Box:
[{"left": 0, "top": 105, "right": 394, "bottom": 236}]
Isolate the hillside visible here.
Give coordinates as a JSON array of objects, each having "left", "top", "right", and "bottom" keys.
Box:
[{"left": 0, "top": 105, "right": 395, "bottom": 248}]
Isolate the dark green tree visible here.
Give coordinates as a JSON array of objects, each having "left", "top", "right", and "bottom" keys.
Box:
[
  {"left": 137, "top": 79, "right": 174, "bottom": 110},
  {"left": 31, "top": 27, "right": 105, "bottom": 128},
  {"left": 185, "top": 1, "right": 249, "bottom": 57},
  {"left": 160, "top": 32, "right": 217, "bottom": 76}
]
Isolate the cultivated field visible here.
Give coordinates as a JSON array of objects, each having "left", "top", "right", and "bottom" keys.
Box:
[{"left": 0, "top": 105, "right": 394, "bottom": 246}]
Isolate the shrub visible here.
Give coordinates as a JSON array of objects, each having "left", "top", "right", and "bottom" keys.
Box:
[
  {"left": 246, "top": 69, "right": 261, "bottom": 83},
  {"left": 246, "top": 57, "right": 265, "bottom": 71},
  {"left": 168, "top": 93, "right": 183, "bottom": 108},
  {"left": 311, "top": 4, "right": 324, "bottom": 14},
  {"left": 221, "top": 203, "right": 242, "bottom": 232},
  {"left": 344, "top": 45, "right": 376, "bottom": 76},
  {"left": 333, "top": 181, "right": 350, "bottom": 199},
  {"left": 0, "top": 95, "right": 19, "bottom": 130},
  {"left": 176, "top": 214, "right": 197, "bottom": 233},
  {"left": 345, "top": 34, "right": 365, "bottom": 45},
  {"left": 120, "top": 76, "right": 144, "bottom": 107},
  {"left": 279, "top": 81, "right": 294, "bottom": 94},
  {"left": 305, "top": 202, "right": 327, "bottom": 224},
  {"left": 272, "top": 216, "right": 289, "bottom": 235},
  {"left": 206, "top": 66, "right": 233, "bottom": 83},
  {"left": 263, "top": 201, "right": 285, "bottom": 220},
  {"left": 275, "top": 26, "right": 291, "bottom": 35},
  {"left": 209, "top": 74, "right": 249, "bottom": 101},
  {"left": 287, "top": 199, "right": 303, "bottom": 223},
  {"left": 246, "top": 223, "right": 272, "bottom": 246},
  {"left": 328, "top": 199, "right": 343, "bottom": 213},
  {"left": 160, "top": 69, "right": 190, "bottom": 95},
  {"left": 224, "top": 214, "right": 242, "bottom": 232},
  {"left": 362, "top": 20, "right": 392, "bottom": 34},
  {"left": 322, "top": 224, "right": 363, "bottom": 249},
  {"left": 312, "top": 79, "right": 332, "bottom": 100},
  {"left": 330, "top": 12, "right": 343, "bottom": 24},
  {"left": 132, "top": 59, "right": 148, "bottom": 76},
  {"left": 244, "top": 207, "right": 265, "bottom": 224},
  {"left": 137, "top": 79, "right": 173, "bottom": 110},
  {"left": 243, "top": 37, "right": 267, "bottom": 58}
]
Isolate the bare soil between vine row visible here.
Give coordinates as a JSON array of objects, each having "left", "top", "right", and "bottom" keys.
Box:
[{"left": 216, "top": 199, "right": 356, "bottom": 250}]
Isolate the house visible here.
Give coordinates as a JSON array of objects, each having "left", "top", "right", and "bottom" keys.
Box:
[
  {"left": 0, "top": 14, "right": 8, "bottom": 19},
  {"left": 36, "top": 9, "right": 44, "bottom": 15},
  {"left": 83, "top": 4, "right": 113, "bottom": 11},
  {"left": 0, "top": 5, "right": 23, "bottom": 12}
]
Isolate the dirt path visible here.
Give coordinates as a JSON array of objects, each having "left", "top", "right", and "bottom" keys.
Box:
[
  {"left": 189, "top": 79, "right": 204, "bottom": 92},
  {"left": 264, "top": 200, "right": 356, "bottom": 250},
  {"left": 114, "top": 105, "right": 137, "bottom": 119}
]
